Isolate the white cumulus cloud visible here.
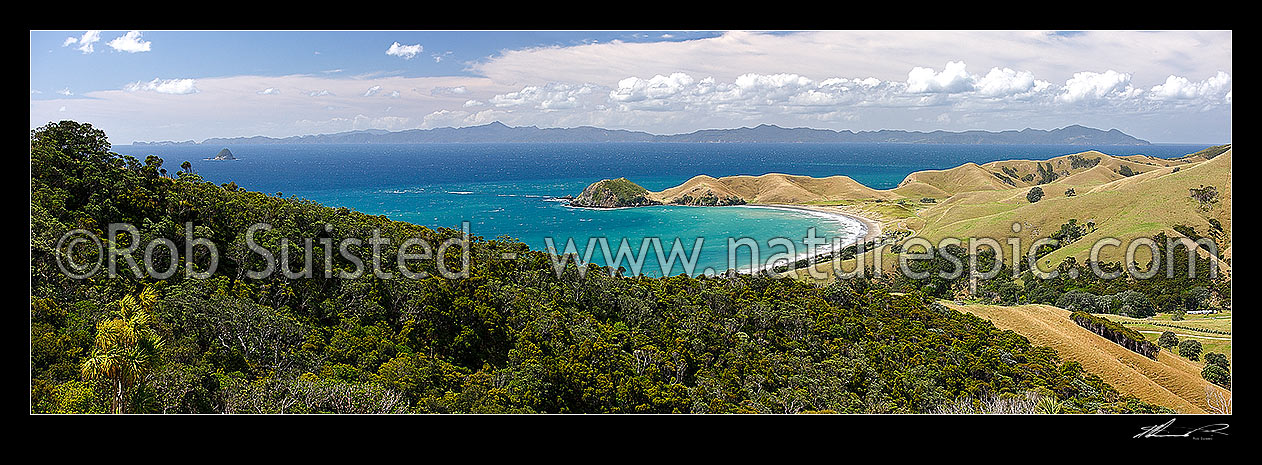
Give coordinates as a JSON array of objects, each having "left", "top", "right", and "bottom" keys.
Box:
[
  {"left": 490, "top": 83, "right": 596, "bottom": 110},
  {"left": 107, "top": 31, "right": 151, "bottom": 53},
  {"left": 63, "top": 31, "right": 101, "bottom": 54},
  {"left": 257, "top": 88, "right": 281, "bottom": 95},
  {"left": 125, "top": 78, "right": 199, "bottom": 95},
  {"left": 364, "top": 85, "right": 383, "bottom": 97},
  {"left": 975, "top": 67, "right": 1049, "bottom": 97},
  {"left": 1148, "top": 71, "right": 1231, "bottom": 101},
  {"left": 1056, "top": 70, "right": 1140, "bottom": 103},
  {"left": 386, "top": 42, "right": 423, "bottom": 60},
  {"left": 610, "top": 73, "right": 697, "bottom": 103},
  {"left": 430, "top": 86, "right": 469, "bottom": 96},
  {"left": 905, "top": 61, "right": 975, "bottom": 94},
  {"left": 609, "top": 72, "right": 890, "bottom": 113}
]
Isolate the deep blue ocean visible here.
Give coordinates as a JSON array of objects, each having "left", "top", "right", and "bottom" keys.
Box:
[{"left": 114, "top": 143, "right": 1208, "bottom": 276}]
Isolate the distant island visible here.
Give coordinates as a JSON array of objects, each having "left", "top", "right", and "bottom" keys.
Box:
[
  {"left": 134, "top": 122, "right": 1150, "bottom": 146},
  {"left": 205, "top": 148, "right": 236, "bottom": 160}
]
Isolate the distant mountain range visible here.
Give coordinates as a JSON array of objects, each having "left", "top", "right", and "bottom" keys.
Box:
[{"left": 132, "top": 122, "right": 1150, "bottom": 146}]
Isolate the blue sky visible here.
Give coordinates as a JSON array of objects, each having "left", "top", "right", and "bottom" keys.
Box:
[
  {"left": 30, "top": 30, "right": 1231, "bottom": 144},
  {"left": 30, "top": 31, "right": 723, "bottom": 94}
]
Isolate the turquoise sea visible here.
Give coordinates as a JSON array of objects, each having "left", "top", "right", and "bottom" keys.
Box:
[{"left": 114, "top": 143, "right": 1209, "bottom": 276}]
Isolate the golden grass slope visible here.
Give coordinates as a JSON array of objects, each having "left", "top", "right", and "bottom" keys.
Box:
[
  {"left": 944, "top": 302, "right": 1230, "bottom": 413},
  {"left": 913, "top": 149, "right": 1231, "bottom": 267},
  {"left": 784, "top": 146, "right": 1229, "bottom": 280},
  {"left": 650, "top": 173, "right": 900, "bottom": 204},
  {"left": 1054, "top": 164, "right": 1125, "bottom": 187},
  {"left": 889, "top": 151, "right": 1184, "bottom": 199},
  {"left": 640, "top": 146, "right": 1228, "bottom": 274},
  {"left": 893, "top": 162, "right": 1013, "bottom": 197},
  {"left": 652, "top": 148, "right": 1214, "bottom": 211}
]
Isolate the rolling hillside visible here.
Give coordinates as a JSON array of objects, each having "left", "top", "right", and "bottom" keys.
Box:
[
  {"left": 618, "top": 145, "right": 1231, "bottom": 282},
  {"left": 645, "top": 144, "right": 1232, "bottom": 415},
  {"left": 650, "top": 173, "right": 900, "bottom": 205},
  {"left": 913, "top": 148, "right": 1231, "bottom": 268},
  {"left": 763, "top": 145, "right": 1231, "bottom": 278},
  {"left": 944, "top": 302, "right": 1229, "bottom": 414}
]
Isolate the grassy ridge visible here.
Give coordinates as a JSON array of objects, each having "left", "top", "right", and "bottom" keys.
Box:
[{"left": 787, "top": 146, "right": 1231, "bottom": 281}]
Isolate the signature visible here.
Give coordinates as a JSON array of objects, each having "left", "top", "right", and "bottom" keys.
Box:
[{"left": 1135, "top": 418, "right": 1229, "bottom": 439}]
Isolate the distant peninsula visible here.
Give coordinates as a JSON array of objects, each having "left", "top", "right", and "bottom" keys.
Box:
[{"left": 133, "top": 122, "right": 1150, "bottom": 146}]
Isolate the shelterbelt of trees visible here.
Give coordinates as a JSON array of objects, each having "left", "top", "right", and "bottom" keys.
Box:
[{"left": 31, "top": 121, "right": 1171, "bottom": 414}]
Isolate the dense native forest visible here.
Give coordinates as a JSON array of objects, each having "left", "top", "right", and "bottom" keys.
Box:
[
  {"left": 31, "top": 121, "right": 1174, "bottom": 414},
  {"left": 885, "top": 239, "right": 1229, "bottom": 317}
]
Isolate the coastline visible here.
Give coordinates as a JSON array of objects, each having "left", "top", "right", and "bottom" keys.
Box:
[
  {"left": 757, "top": 204, "right": 884, "bottom": 244},
  {"left": 557, "top": 201, "right": 884, "bottom": 275},
  {"left": 735, "top": 203, "right": 884, "bottom": 275}
]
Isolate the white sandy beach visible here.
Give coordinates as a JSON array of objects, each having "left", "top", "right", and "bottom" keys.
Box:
[{"left": 736, "top": 204, "right": 883, "bottom": 274}]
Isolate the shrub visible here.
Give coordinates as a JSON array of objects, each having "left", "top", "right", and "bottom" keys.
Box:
[
  {"left": 1184, "top": 287, "right": 1213, "bottom": 313},
  {"left": 1056, "top": 291, "right": 1099, "bottom": 313},
  {"left": 1050, "top": 219, "right": 1088, "bottom": 246},
  {"left": 1036, "top": 163, "right": 1059, "bottom": 184},
  {"left": 1065, "top": 188, "right": 1075, "bottom": 197},
  {"left": 1189, "top": 185, "right": 1218, "bottom": 209},
  {"left": 1178, "top": 339, "right": 1202, "bottom": 361},
  {"left": 1112, "top": 290, "right": 1156, "bottom": 318},
  {"left": 1027, "top": 186, "right": 1044, "bottom": 203},
  {"left": 1055, "top": 289, "right": 1151, "bottom": 318},
  {"left": 1158, "top": 331, "right": 1179, "bottom": 350},
  {"left": 1204, "top": 352, "right": 1229, "bottom": 370},
  {"left": 1070, "top": 311, "right": 1159, "bottom": 359},
  {"left": 1068, "top": 155, "right": 1102, "bottom": 169},
  {"left": 1202, "top": 364, "right": 1230, "bottom": 389}
]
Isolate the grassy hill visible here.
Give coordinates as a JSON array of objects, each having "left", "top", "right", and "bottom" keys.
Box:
[
  {"left": 893, "top": 162, "right": 1015, "bottom": 197},
  {"left": 651, "top": 173, "right": 899, "bottom": 204},
  {"left": 776, "top": 145, "right": 1230, "bottom": 279},
  {"left": 945, "top": 302, "right": 1229, "bottom": 413},
  {"left": 914, "top": 148, "right": 1230, "bottom": 268}
]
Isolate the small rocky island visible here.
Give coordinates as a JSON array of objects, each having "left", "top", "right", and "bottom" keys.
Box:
[
  {"left": 207, "top": 148, "right": 236, "bottom": 160},
  {"left": 570, "top": 177, "right": 749, "bottom": 208},
  {"left": 569, "top": 178, "right": 661, "bottom": 208}
]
